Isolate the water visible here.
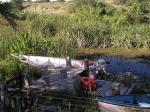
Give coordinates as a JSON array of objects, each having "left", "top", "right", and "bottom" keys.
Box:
[
  {"left": 96, "top": 55, "right": 150, "bottom": 77},
  {"left": 3, "top": 55, "right": 150, "bottom": 112}
]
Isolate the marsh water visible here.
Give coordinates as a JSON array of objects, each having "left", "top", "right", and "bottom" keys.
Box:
[
  {"left": 31, "top": 55, "right": 150, "bottom": 111},
  {"left": 96, "top": 55, "right": 150, "bottom": 77},
  {"left": 2, "top": 54, "right": 150, "bottom": 112},
  {"left": 33, "top": 55, "right": 150, "bottom": 112}
]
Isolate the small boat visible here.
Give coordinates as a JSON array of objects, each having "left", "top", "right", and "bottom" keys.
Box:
[
  {"left": 12, "top": 54, "right": 84, "bottom": 68},
  {"left": 97, "top": 95, "right": 150, "bottom": 112}
]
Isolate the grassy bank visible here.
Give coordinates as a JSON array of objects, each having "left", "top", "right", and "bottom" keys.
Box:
[
  {"left": 1, "top": 1, "right": 150, "bottom": 49},
  {"left": 0, "top": 0, "right": 150, "bottom": 79},
  {"left": 76, "top": 48, "right": 150, "bottom": 59}
]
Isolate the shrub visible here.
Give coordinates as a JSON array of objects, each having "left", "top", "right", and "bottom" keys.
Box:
[
  {"left": 28, "top": 13, "right": 70, "bottom": 36},
  {"left": 0, "top": 36, "right": 13, "bottom": 59},
  {"left": 41, "top": 21, "right": 57, "bottom": 37},
  {"left": 111, "top": 24, "right": 150, "bottom": 48},
  {"left": 0, "top": 59, "right": 25, "bottom": 81},
  {"left": 70, "top": 21, "right": 111, "bottom": 48},
  {"left": 10, "top": 32, "right": 75, "bottom": 58}
]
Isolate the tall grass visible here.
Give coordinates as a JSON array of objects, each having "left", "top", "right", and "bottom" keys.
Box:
[
  {"left": 70, "top": 21, "right": 111, "bottom": 48},
  {"left": 111, "top": 24, "right": 150, "bottom": 48},
  {"left": 0, "top": 0, "right": 150, "bottom": 60},
  {"left": 0, "top": 37, "right": 12, "bottom": 59},
  {"left": 24, "top": 13, "right": 71, "bottom": 37},
  {"left": 9, "top": 32, "right": 75, "bottom": 58}
]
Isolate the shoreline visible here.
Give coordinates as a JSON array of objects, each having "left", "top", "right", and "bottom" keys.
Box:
[{"left": 76, "top": 48, "right": 150, "bottom": 59}]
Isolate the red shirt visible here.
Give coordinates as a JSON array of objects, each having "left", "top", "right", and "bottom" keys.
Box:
[{"left": 81, "top": 77, "right": 96, "bottom": 90}]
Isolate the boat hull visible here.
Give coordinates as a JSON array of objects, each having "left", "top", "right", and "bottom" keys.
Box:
[
  {"left": 98, "top": 102, "right": 150, "bottom": 112},
  {"left": 16, "top": 55, "right": 84, "bottom": 68}
]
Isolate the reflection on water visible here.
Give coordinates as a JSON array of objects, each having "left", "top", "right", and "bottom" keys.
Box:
[{"left": 96, "top": 56, "right": 150, "bottom": 77}]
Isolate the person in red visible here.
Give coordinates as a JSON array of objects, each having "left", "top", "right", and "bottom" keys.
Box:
[{"left": 81, "top": 77, "right": 96, "bottom": 93}]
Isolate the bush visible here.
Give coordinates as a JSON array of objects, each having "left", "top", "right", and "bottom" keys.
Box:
[
  {"left": 28, "top": 13, "right": 70, "bottom": 36},
  {"left": 11, "top": 0, "right": 24, "bottom": 10},
  {"left": 0, "top": 59, "right": 25, "bottom": 81},
  {"left": 70, "top": 21, "right": 111, "bottom": 48},
  {"left": 0, "top": 35, "right": 14, "bottom": 60},
  {"left": 103, "top": 7, "right": 130, "bottom": 29},
  {"left": 10, "top": 32, "right": 75, "bottom": 57},
  {"left": 41, "top": 21, "right": 57, "bottom": 37},
  {"left": 114, "top": 0, "right": 150, "bottom": 23},
  {"left": 111, "top": 24, "right": 150, "bottom": 48}
]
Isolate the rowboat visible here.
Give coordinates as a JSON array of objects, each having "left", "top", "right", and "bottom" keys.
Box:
[
  {"left": 12, "top": 54, "right": 84, "bottom": 68},
  {"left": 97, "top": 95, "right": 150, "bottom": 112},
  {"left": 12, "top": 54, "right": 108, "bottom": 94}
]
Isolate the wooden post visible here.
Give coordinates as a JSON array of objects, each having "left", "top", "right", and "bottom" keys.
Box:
[
  {"left": 83, "top": 59, "right": 89, "bottom": 77},
  {"left": 24, "top": 58, "right": 32, "bottom": 89},
  {"left": 60, "top": 69, "right": 67, "bottom": 79},
  {"left": 84, "top": 59, "right": 89, "bottom": 70},
  {"left": 0, "top": 73, "right": 6, "bottom": 112},
  {"left": 66, "top": 57, "right": 71, "bottom": 67},
  {"left": 24, "top": 64, "right": 32, "bottom": 112}
]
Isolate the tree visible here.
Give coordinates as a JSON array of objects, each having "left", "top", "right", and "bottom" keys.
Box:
[
  {"left": 11, "top": 0, "right": 24, "bottom": 10},
  {"left": 0, "top": 2, "right": 18, "bottom": 29}
]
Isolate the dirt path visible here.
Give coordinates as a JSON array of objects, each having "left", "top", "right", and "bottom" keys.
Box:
[
  {"left": 76, "top": 48, "right": 150, "bottom": 59},
  {"left": 23, "top": 2, "right": 70, "bottom": 14}
]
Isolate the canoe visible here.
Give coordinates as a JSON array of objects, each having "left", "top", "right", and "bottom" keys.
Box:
[
  {"left": 97, "top": 95, "right": 150, "bottom": 112},
  {"left": 13, "top": 55, "right": 84, "bottom": 68}
]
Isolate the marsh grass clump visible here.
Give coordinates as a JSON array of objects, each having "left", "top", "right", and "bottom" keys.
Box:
[
  {"left": 70, "top": 22, "right": 111, "bottom": 48},
  {"left": 0, "top": 59, "right": 25, "bottom": 81},
  {"left": 111, "top": 24, "right": 150, "bottom": 48},
  {"left": 26, "top": 13, "right": 71, "bottom": 37},
  {"left": 0, "top": 36, "right": 13, "bottom": 59},
  {"left": 9, "top": 32, "right": 75, "bottom": 58}
]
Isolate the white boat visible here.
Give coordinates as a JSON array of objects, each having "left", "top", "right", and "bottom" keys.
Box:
[
  {"left": 13, "top": 55, "right": 84, "bottom": 68},
  {"left": 97, "top": 95, "right": 150, "bottom": 112}
]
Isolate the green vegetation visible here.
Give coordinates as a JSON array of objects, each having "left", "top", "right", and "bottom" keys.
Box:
[
  {"left": 0, "top": 1, "right": 150, "bottom": 111},
  {"left": 1, "top": 0, "right": 150, "bottom": 54},
  {"left": 1, "top": 0, "right": 150, "bottom": 79},
  {"left": 22, "top": 0, "right": 150, "bottom": 49},
  {"left": 0, "top": 0, "right": 150, "bottom": 79}
]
